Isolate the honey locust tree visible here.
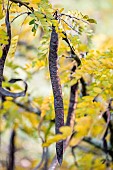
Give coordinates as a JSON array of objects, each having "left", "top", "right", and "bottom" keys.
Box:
[{"left": 0, "top": 0, "right": 113, "bottom": 170}]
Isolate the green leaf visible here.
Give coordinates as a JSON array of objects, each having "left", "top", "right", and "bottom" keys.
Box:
[
  {"left": 93, "top": 87, "right": 102, "bottom": 93},
  {"left": 34, "top": 12, "right": 44, "bottom": 19},
  {"left": 29, "top": 19, "right": 35, "bottom": 25},
  {"left": 83, "top": 15, "right": 89, "bottom": 19},
  {"left": 34, "top": 23, "right": 38, "bottom": 29},
  {"left": 87, "top": 18, "right": 97, "bottom": 24}
]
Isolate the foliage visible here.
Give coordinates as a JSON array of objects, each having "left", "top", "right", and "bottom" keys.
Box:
[{"left": 0, "top": 0, "right": 113, "bottom": 170}]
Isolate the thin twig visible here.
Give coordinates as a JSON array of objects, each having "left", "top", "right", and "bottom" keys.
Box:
[
  {"left": 61, "top": 19, "right": 79, "bottom": 34},
  {"left": 83, "top": 136, "right": 111, "bottom": 151},
  {"left": 9, "top": 0, "right": 34, "bottom": 12},
  {"left": 62, "top": 31, "right": 81, "bottom": 66},
  {"left": 33, "top": 148, "right": 46, "bottom": 170},
  {"left": 43, "top": 147, "right": 49, "bottom": 170},
  {"left": 61, "top": 13, "right": 89, "bottom": 25},
  {"left": 11, "top": 12, "right": 30, "bottom": 23},
  {"left": 14, "top": 100, "right": 41, "bottom": 115}
]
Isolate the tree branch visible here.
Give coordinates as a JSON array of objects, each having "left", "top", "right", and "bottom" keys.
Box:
[
  {"left": 61, "top": 13, "right": 89, "bottom": 25},
  {"left": 9, "top": 0, "right": 34, "bottom": 12},
  {"left": 33, "top": 148, "right": 46, "bottom": 170},
  {"left": 43, "top": 147, "right": 49, "bottom": 170},
  {"left": 83, "top": 136, "right": 109, "bottom": 151},
  {"left": 62, "top": 32, "right": 81, "bottom": 66},
  {"left": 14, "top": 100, "right": 41, "bottom": 115}
]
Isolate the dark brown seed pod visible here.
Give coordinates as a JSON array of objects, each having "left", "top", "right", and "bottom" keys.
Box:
[
  {"left": 0, "top": 79, "right": 27, "bottom": 98},
  {"left": 7, "top": 129, "right": 16, "bottom": 170},
  {"left": 0, "top": 6, "right": 11, "bottom": 87},
  {"left": 66, "top": 82, "right": 78, "bottom": 127},
  {"left": 49, "top": 25, "right": 64, "bottom": 165}
]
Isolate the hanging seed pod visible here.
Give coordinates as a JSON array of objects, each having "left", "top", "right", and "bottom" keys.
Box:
[
  {"left": 49, "top": 25, "right": 64, "bottom": 165},
  {"left": 7, "top": 129, "right": 16, "bottom": 170}
]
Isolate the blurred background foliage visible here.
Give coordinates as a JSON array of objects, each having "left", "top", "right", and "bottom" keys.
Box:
[{"left": 0, "top": 0, "right": 113, "bottom": 170}]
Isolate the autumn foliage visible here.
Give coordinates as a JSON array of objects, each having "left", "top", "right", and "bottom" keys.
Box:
[{"left": 0, "top": 0, "right": 113, "bottom": 170}]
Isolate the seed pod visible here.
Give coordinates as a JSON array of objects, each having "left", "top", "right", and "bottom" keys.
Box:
[
  {"left": 7, "top": 129, "right": 16, "bottom": 170},
  {"left": 49, "top": 25, "right": 64, "bottom": 165},
  {"left": 0, "top": 6, "right": 11, "bottom": 87}
]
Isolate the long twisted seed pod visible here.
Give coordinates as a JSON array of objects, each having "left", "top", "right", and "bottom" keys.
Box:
[
  {"left": 48, "top": 31, "right": 80, "bottom": 170},
  {"left": 49, "top": 25, "right": 64, "bottom": 165}
]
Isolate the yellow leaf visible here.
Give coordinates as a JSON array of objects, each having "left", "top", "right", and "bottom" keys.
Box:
[
  {"left": 59, "top": 32, "right": 66, "bottom": 38},
  {"left": 59, "top": 8, "right": 64, "bottom": 13},
  {"left": 31, "top": 0, "right": 41, "bottom": 3},
  {"left": 5, "top": 97, "right": 13, "bottom": 101},
  {"left": 0, "top": 46, "right": 3, "bottom": 58},
  {"left": 93, "top": 87, "right": 102, "bottom": 94},
  {"left": 69, "top": 137, "right": 83, "bottom": 146},
  {"left": 25, "top": 63, "right": 32, "bottom": 70},
  {"left": 74, "top": 117, "right": 92, "bottom": 137},
  {"left": 0, "top": 4, "right": 4, "bottom": 19},
  {"left": 0, "top": 119, "right": 6, "bottom": 132},
  {"left": 62, "top": 21, "right": 71, "bottom": 31},
  {"left": 8, "top": 35, "right": 19, "bottom": 58},
  {"left": 42, "top": 134, "right": 63, "bottom": 147},
  {"left": 78, "top": 44, "right": 88, "bottom": 52},
  {"left": 0, "top": 28, "right": 8, "bottom": 45},
  {"left": 42, "top": 127, "right": 72, "bottom": 147},
  {"left": 60, "top": 126, "right": 72, "bottom": 137},
  {"left": 34, "top": 12, "right": 44, "bottom": 19},
  {"left": 52, "top": 20, "right": 59, "bottom": 26},
  {"left": 31, "top": 160, "right": 39, "bottom": 168},
  {"left": 3, "top": 101, "right": 14, "bottom": 109}
]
